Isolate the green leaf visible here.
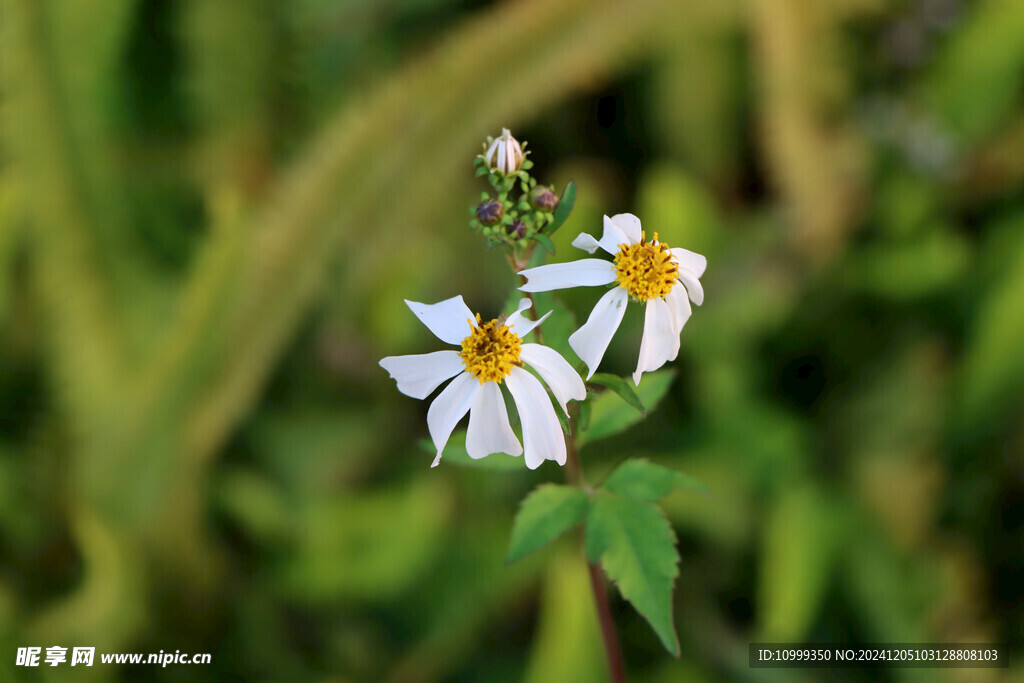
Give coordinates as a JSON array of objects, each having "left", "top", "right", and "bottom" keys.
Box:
[
  {"left": 507, "top": 484, "right": 589, "bottom": 563},
  {"left": 577, "top": 369, "right": 675, "bottom": 447},
  {"left": 534, "top": 233, "right": 556, "bottom": 255},
  {"left": 602, "top": 459, "right": 709, "bottom": 502},
  {"left": 544, "top": 181, "right": 576, "bottom": 236},
  {"left": 584, "top": 493, "right": 680, "bottom": 655},
  {"left": 417, "top": 431, "right": 524, "bottom": 471},
  {"left": 590, "top": 373, "right": 647, "bottom": 416}
]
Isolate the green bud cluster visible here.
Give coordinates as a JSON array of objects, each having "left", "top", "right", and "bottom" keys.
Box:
[{"left": 468, "top": 130, "right": 560, "bottom": 254}]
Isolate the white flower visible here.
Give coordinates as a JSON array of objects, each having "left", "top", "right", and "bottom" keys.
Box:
[
  {"left": 484, "top": 128, "right": 525, "bottom": 174},
  {"left": 380, "top": 296, "right": 585, "bottom": 469},
  {"left": 518, "top": 213, "right": 705, "bottom": 386}
]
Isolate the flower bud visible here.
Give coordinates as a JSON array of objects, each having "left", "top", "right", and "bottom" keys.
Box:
[
  {"left": 475, "top": 199, "right": 503, "bottom": 226},
  {"left": 531, "top": 186, "right": 559, "bottom": 212},
  {"left": 484, "top": 128, "right": 525, "bottom": 174},
  {"left": 506, "top": 219, "right": 527, "bottom": 240}
]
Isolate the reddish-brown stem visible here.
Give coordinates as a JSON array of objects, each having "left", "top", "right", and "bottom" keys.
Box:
[
  {"left": 565, "top": 425, "right": 627, "bottom": 683},
  {"left": 511, "top": 246, "right": 627, "bottom": 683},
  {"left": 587, "top": 560, "right": 628, "bottom": 682}
]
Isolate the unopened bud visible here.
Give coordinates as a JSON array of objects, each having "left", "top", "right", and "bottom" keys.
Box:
[
  {"left": 485, "top": 128, "right": 525, "bottom": 174},
  {"left": 531, "top": 186, "right": 559, "bottom": 212},
  {"left": 507, "top": 219, "right": 527, "bottom": 240},
  {"left": 476, "top": 199, "right": 503, "bottom": 226}
]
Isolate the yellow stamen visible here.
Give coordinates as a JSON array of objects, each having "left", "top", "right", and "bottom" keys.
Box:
[
  {"left": 613, "top": 231, "right": 678, "bottom": 301},
  {"left": 459, "top": 314, "right": 522, "bottom": 384}
]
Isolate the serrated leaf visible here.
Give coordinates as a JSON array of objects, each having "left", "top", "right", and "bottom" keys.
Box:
[
  {"left": 584, "top": 494, "right": 680, "bottom": 655},
  {"left": 417, "top": 431, "right": 524, "bottom": 471},
  {"left": 544, "top": 181, "right": 576, "bottom": 236},
  {"left": 507, "top": 484, "right": 589, "bottom": 563},
  {"left": 602, "top": 459, "right": 709, "bottom": 501},
  {"left": 534, "top": 233, "right": 556, "bottom": 255},
  {"left": 590, "top": 373, "right": 646, "bottom": 416},
  {"left": 577, "top": 369, "right": 675, "bottom": 447}
]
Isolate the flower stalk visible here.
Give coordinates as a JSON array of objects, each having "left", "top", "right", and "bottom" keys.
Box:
[{"left": 517, "top": 257, "right": 627, "bottom": 683}]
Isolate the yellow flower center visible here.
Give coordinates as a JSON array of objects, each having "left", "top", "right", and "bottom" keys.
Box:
[
  {"left": 614, "top": 231, "right": 679, "bottom": 301},
  {"left": 459, "top": 315, "right": 522, "bottom": 384}
]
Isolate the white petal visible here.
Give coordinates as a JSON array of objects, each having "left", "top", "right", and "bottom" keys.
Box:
[
  {"left": 509, "top": 138, "right": 524, "bottom": 168},
  {"left": 504, "top": 299, "right": 551, "bottom": 339},
  {"left": 466, "top": 381, "right": 522, "bottom": 459},
  {"left": 495, "top": 140, "right": 507, "bottom": 171},
  {"left": 609, "top": 213, "right": 643, "bottom": 243},
  {"left": 568, "top": 287, "right": 628, "bottom": 380},
  {"left": 599, "top": 214, "right": 631, "bottom": 252},
  {"left": 633, "top": 298, "right": 678, "bottom": 386},
  {"left": 671, "top": 247, "right": 707, "bottom": 278},
  {"left": 570, "top": 232, "right": 605, "bottom": 254},
  {"left": 379, "top": 350, "right": 465, "bottom": 399},
  {"left": 518, "top": 259, "right": 616, "bottom": 292},
  {"left": 485, "top": 138, "right": 499, "bottom": 166},
  {"left": 678, "top": 269, "right": 704, "bottom": 306},
  {"left": 505, "top": 367, "right": 566, "bottom": 469},
  {"left": 503, "top": 298, "right": 531, "bottom": 328},
  {"left": 666, "top": 283, "right": 693, "bottom": 335},
  {"left": 520, "top": 343, "right": 586, "bottom": 416},
  {"left": 426, "top": 372, "right": 479, "bottom": 467},
  {"left": 405, "top": 295, "right": 475, "bottom": 346}
]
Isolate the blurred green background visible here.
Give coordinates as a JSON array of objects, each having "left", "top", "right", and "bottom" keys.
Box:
[{"left": 1, "top": 0, "right": 1023, "bottom": 680}]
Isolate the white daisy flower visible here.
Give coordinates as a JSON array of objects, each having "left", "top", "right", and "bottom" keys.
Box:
[
  {"left": 518, "top": 213, "right": 705, "bottom": 386},
  {"left": 484, "top": 128, "right": 525, "bottom": 174},
  {"left": 380, "top": 296, "right": 586, "bottom": 469}
]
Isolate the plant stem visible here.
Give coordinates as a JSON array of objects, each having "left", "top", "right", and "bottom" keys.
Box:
[
  {"left": 513, "top": 251, "right": 627, "bottom": 682},
  {"left": 565, "top": 426, "right": 627, "bottom": 683},
  {"left": 520, "top": 288, "right": 545, "bottom": 345}
]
